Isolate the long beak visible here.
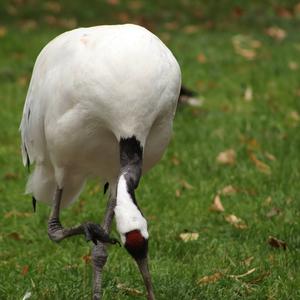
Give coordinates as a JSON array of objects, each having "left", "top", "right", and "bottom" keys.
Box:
[{"left": 135, "top": 257, "right": 155, "bottom": 300}]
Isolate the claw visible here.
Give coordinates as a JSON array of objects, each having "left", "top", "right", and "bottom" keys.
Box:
[{"left": 84, "top": 223, "right": 119, "bottom": 246}]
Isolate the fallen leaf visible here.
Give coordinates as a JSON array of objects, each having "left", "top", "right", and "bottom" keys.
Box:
[
  {"left": 244, "top": 86, "right": 253, "bottom": 102},
  {"left": 288, "top": 61, "right": 299, "bottom": 70},
  {"left": 4, "top": 210, "right": 32, "bottom": 218},
  {"left": 295, "top": 2, "right": 300, "bottom": 16},
  {"left": 220, "top": 185, "right": 237, "bottom": 196},
  {"left": 0, "top": 26, "right": 7, "bottom": 38},
  {"left": 265, "top": 26, "right": 286, "bottom": 41},
  {"left": 198, "top": 272, "right": 222, "bottom": 285},
  {"left": 180, "top": 180, "right": 194, "bottom": 190},
  {"left": 249, "top": 153, "right": 271, "bottom": 175},
  {"left": 263, "top": 196, "right": 272, "bottom": 206},
  {"left": 197, "top": 53, "right": 207, "bottom": 63},
  {"left": 183, "top": 25, "right": 199, "bottom": 34},
  {"left": 21, "top": 265, "right": 29, "bottom": 276},
  {"left": 275, "top": 7, "right": 292, "bottom": 19},
  {"left": 44, "top": 1, "right": 62, "bottom": 13},
  {"left": 175, "top": 189, "right": 181, "bottom": 198},
  {"left": 82, "top": 254, "right": 91, "bottom": 264},
  {"left": 3, "top": 172, "right": 18, "bottom": 180},
  {"left": 106, "top": 0, "right": 119, "bottom": 5},
  {"left": 289, "top": 111, "right": 300, "bottom": 122},
  {"left": 264, "top": 152, "right": 276, "bottom": 161},
  {"left": 216, "top": 149, "right": 236, "bottom": 165},
  {"left": 268, "top": 236, "right": 287, "bottom": 250},
  {"left": 266, "top": 207, "right": 281, "bottom": 218},
  {"left": 228, "top": 268, "right": 256, "bottom": 278},
  {"left": 128, "top": 0, "right": 143, "bottom": 10},
  {"left": 232, "top": 35, "right": 259, "bottom": 60},
  {"left": 242, "top": 256, "right": 254, "bottom": 267},
  {"left": 179, "top": 232, "right": 199, "bottom": 242},
  {"left": 7, "top": 232, "right": 22, "bottom": 240},
  {"left": 164, "top": 21, "right": 178, "bottom": 30},
  {"left": 117, "top": 283, "right": 143, "bottom": 296},
  {"left": 209, "top": 194, "right": 224, "bottom": 212},
  {"left": 171, "top": 155, "right": 180, "bottom": 166},
  {"left": 225, "top": 214, "right": 247, "bottom": 229}
]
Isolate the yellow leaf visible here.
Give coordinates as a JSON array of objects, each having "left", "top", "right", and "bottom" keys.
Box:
[
  {"left": 198, "top": 272, "right": 222, "bottom": 285},
  {"left": 244, "top": 86, "right": 253, "bottom": 102},
  {"left": 179, "top": 232, "right": 199, "bottom": 242},
  {"left": 0, "top": 26, "right": 7, "bottom": 38},
  {"left": 249, "top": 153, "right": 271, "bottom": 175},
  {"left": 180, "top": 180, "right": 194, "bottom": 190},
  {"left": 220, "top": 185, "right": 237, "bottom": 196},
  {"left": 264, "top": 152, "right": 276, "bottom": 161},
  {"left": 209, "top": 195, "right": 224, "bottom": 212},
  {"left": 265, "top": 26, "right": 286, "bottom": 41},
  {"left": 216, "top": 149, "right": 236, "bottom": 165},
  {"left": 225, "top": 214, "right": 247, "bottom": 229}
]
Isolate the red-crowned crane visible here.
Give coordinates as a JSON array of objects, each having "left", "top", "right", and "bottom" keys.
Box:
[{"left": 20, "top": 24, "right": 181, "bottom": 300}]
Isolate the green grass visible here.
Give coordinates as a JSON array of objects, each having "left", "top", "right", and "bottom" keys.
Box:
[{"left": 1, "top": 1, "right": 300, "bottom": 299}]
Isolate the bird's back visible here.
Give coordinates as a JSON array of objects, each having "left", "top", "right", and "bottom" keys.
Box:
[{"left": 20, "top": 24, "right": 181, "bottom": 206}]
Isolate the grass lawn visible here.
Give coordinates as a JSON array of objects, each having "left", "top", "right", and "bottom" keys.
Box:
[{"left": 0, "top": 1, "right": 300, "bottom": 299}]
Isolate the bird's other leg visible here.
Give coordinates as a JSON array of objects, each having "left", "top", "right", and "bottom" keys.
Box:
[
  {"left": 92, "top": 188, "right": 117, "bottom": 300},
  {"left": 47, "top": 187, "right": 119, "bottom": 245}
]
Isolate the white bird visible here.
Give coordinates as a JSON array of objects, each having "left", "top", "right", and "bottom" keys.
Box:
[{"left": 20, "top": 24, "right": 181, "bottom": 300}]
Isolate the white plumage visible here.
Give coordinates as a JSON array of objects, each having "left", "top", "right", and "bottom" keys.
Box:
[{"left": 20, "top": 24, "right": 181, "bottom": 208}]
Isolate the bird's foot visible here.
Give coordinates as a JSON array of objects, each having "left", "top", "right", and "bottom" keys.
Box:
[{"left": 84, "top": 222, "right": 120, "bottom": 246}]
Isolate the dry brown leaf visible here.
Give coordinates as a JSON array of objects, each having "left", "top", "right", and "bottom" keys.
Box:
[
  {"left": 44, "top": 1, "right": 62, "bottom": 13},
  {"left": 295, "top": 2, "right": 300, "bottom": 15},
  {"left": 117, "top": 283, "right": 143, "bottom": 296},
  {"left": 265, "top": 152, "right": 276, "bottom": 161},
  {"left": 232, "top": 35, "right": 258, "bottom": 60},
  {"left": 198, "top": 272, "right": 222, "bottom": 285},
  {"left": 209, "top": 195, "right": 224, "bottom": 212},
  {"left": 263, "top": 196, "right": 272, "bottom": 206},
  {"left": 276, "top": 7, "right": 292, "bottom": 19},
  {"left": 128, "top": 0, "right": 143, "bottom": 10},
  {"left": 249, "top": 153, "right": 271, "bottom": 175},
  {"left": 244, "top": 86, "right": 253, "bottom": 102},
  {"left": 0, "top": 26, "right": 7, "bottom": 38},
  {"left": 7, "top": 232, "right": 22, "bottom": 240},
  {"left": 175, "top": 189, "right": 181, "bottom": 198},
  {"left": 164, "top": 21, "right": 178, "bottom": 30},
  {"left": 180, "top": 180, "right": 194, "bottom": 190},
  {"left": 21, "top": 265, "right": 29, "bottom": 276},
  {"left": 82, "top": 254, "right": 91, "bottom": 264},
  {"left": 216, "top": 149, "right": 236, "bottom": 165},
  {"left": 197, "top": 53, "right": 207, "bottom": 64},
  {"left": 242, "top": 256, "right": 254, "bottom": 266},
  {"left": 288, "top": 61, "right": 299, "bottom": 70},
  {"left": 4, "top": 172, "right": 18, "bottom": 180},
  {"left": 228, "top": 268, "right": 256, "bottom": 278},
  {"left": 268, "top": 236, "right": 287, "bottom": 250},
  {"left": 4, "top": 210, "right": 32, "bottom": 218},
  {"left": 225, "top": 214, "right": 247, "bottom": 229},
  {"left": 107, "top": 0, "right": 119, "bottom": 5},
  {"left": 266, "top": 207, "right": 281, "bottom": 218},
  {"left": 265, "top": 26, "right": 286, "bottom": 41},
  {"left": 171, "top": 155, "right": 180, "bottom": 166},
  {"left": 183, "top": 25, "right": 199, "bottom": 34},
  {"left": 289, "top": 111, "right": 300, "bottom": 122},
  {"left": 179, "top": 232, "right": 199, "bottom": 242},
  {"left": 220, "top": 185, "right": 237, "bottom": 196},
  {"left": 20, "top": 19, "right": 37, "bottom": 31}
]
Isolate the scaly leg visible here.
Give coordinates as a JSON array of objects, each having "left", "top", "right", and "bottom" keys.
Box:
[
  {"left": 92, "top": 186, "right": 117, "bottom": 300},
  {"left": 48, "top": 187, "right": 119, "bottom": 245}
]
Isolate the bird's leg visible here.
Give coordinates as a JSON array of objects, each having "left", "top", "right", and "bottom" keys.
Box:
[
  {"left": 92, "top": 189, "right": 117, "bottom": 300},
  {"left": 47, "top": 187, "right": 119, "bottom": 245}
]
